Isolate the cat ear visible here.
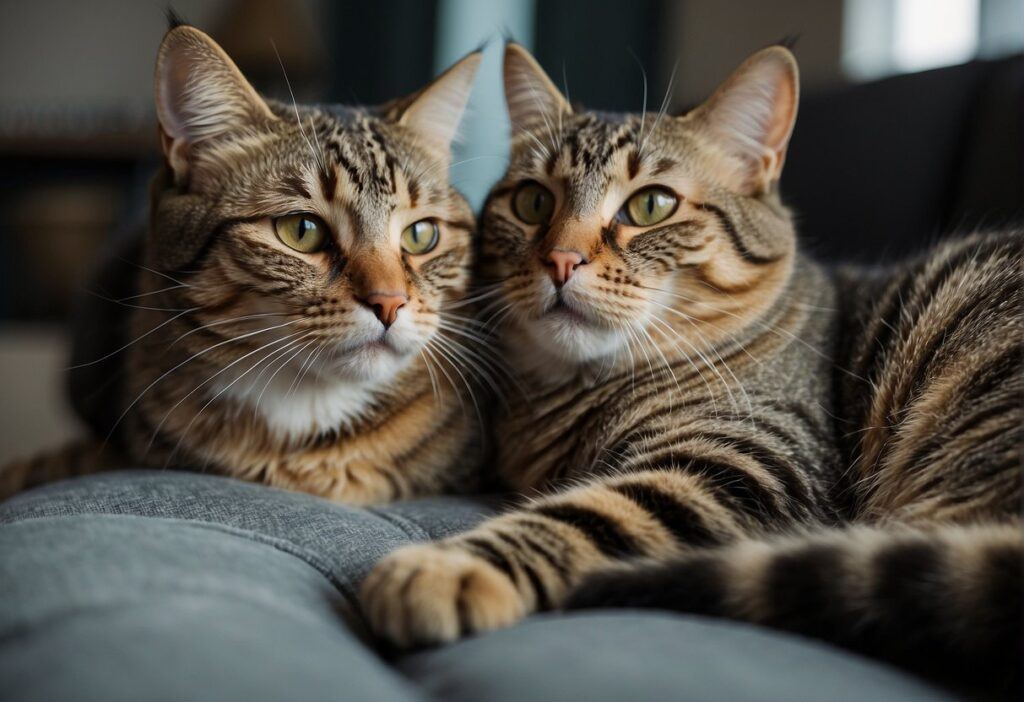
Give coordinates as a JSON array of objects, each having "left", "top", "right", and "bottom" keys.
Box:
[
  {"left": 503, "top": 43, "right": 571, "bottom": 132},
  {"left": 687, "top": 46, "right": 799, "bottom": 195},
  {"left": 154, "top": 25, "right": 277, "bottom": 182},
  {"left": 397, "top": 50, "right": 482, "bottom": 157}
]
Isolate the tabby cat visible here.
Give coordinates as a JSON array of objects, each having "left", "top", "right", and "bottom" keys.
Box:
[
  {"left": 0, "top": 23, "right": 486, "bottom": 504},
  {"left": 361, "top": 43, "right": 1022, "bottom": 693}
]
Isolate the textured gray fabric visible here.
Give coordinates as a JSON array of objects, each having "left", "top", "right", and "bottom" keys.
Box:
[
  {"left": 0, "top": 471, "right": 958, "bottom": 701},
  {"left": 0, "top": 517, "right": 421, "bottom": 702},
  {"left": 0, "top": 471, "right": 500, "bottom": 588},
  {"left": 401, "top": 613, "right": 958, "bottom": 702}
]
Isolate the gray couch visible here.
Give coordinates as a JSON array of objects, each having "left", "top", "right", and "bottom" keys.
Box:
[{"left": 1, "top": 471, "right": 959, "bottom": 701}]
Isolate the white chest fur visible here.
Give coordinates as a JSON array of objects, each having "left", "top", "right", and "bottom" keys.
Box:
[{"left": 210, "top": 368, "right": 375, "bottom": 442}]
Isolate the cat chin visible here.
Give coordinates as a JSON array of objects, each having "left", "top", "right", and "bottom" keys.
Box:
[
  {"left": 210, "top": 344, "right": 415, "bottom": 441},
  {"left": 327, "top": 344, "right": 412, "bottom": 383},
  {"left": 323, "top": 311, "right": 424, "bottom": 383},
  {"left": 521, "top": 314, "right": 625, "bottom": 366}
]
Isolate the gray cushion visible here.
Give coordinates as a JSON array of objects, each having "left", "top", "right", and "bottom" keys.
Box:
[{"left": 0, "top": 471, "right": 958, "bottom": 701}]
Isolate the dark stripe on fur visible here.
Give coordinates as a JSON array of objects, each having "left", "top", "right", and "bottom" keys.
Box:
[
  {"left": 532, "top": 503, "right": 643, "bottom": 558},
  {"left": 694, "top": 201, "right": 778, "bottom": 264},
  {"left": 462, "top": 537, "right": 517, "bottom": 581},
  {"left": 611, "top": 481, "right": 722, "bottom": 547},
  {"left": 646, "top": 453, "right": 785, "bottom": 524}
]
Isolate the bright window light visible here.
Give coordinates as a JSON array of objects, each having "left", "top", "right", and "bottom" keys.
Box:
[
  {"left": 893, "top": 0, "right": 979, "bottom": 72},
  {"left": 843, "top": 0, "right": 986, "bottom": 80}
]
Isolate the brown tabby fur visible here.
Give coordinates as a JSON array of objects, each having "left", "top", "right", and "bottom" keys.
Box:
[
  {"left": 361, "top": 44, "right": 1022, "bottom": 694},
  {"left": 0, "top": 25, "right": 486, "bottom": 504}
]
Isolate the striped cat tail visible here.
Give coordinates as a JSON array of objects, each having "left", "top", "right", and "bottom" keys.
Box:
[{"left": 566, "top": 522, "right": 1023, "bottom": 694}]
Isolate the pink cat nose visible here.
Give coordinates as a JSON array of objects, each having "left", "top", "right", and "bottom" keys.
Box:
[
  {"left": 360, "top": 292, "right": 407, "bottom": 329},
  {"left": 545, "top": 249, "right": 585, "bottom": 287}
]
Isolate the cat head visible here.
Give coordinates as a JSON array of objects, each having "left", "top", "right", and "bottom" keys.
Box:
[
  {"left": 148, "top": 25, "right": 480, "bottom": 384},
  {"left": 481, "top": 44, "right": 800, "bottom": 372}
]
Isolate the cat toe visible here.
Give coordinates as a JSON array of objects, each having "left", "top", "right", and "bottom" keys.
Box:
[{"left": 360, "top": 544, "right": 525, "bottom": 648}]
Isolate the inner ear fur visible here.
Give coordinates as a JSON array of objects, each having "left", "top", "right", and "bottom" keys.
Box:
[{"left": 685, "top": 46, "right": 799, "bottom": 196}]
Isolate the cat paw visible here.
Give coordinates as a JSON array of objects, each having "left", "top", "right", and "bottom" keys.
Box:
[{"left": 360, "top": 543, "right": 525, "bottom": 648}]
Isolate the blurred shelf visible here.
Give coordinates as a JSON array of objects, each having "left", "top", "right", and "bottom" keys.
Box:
[{"left": 0, "top": 105, "right": 158, "bottom": 159}]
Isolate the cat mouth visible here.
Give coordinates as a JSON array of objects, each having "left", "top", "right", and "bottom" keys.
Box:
[
  {"left": 545, "top": 295, "right": 593, "bottom": 325},
  {"left": 335, "top": 335, "right": 401, "bottom": 357}
]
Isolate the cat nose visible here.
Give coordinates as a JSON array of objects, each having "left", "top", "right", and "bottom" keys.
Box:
[
  {"left": 544, "top": 249, "right": 586, "bottom": 287},
  {"left": 359, "top": 292, "right": 407, "bottom": 329}
]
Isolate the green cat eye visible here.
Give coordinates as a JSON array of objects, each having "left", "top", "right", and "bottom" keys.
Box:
[
  {"left": 624, "top": 187, "right": 678, "bottom": 227},
  {"left": 274, "top": 213, "right": 326, "bottom": 253},
  {"left": 401, "top": 219, "right": 439, "bottom": 255},
  {"left": 512, "top": 181, "right": 555, "bottom": 225}
]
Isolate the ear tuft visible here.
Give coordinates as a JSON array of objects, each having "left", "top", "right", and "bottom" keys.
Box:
[
  {"left": 503, "top": 43, "right": 571, "bottom": 132},
  {"left": 689, "top": 46, "right": 799, "bottom": 195},
  {"left": 165, "top": 7, "right": 189, "bottom": 30},
  {"left": 398, "top": 50, "right": 482, "bottom": 156},
  {"left": 776, "top": 34, "right": 800, "bottom": 50}
]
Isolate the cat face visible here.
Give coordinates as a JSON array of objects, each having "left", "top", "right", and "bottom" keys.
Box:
[
  {"left": 481, "top": 45, "right": 800, "bottom": 371},
  {"left": 150, "top": 27, "right": 479, "bottom": 386}
]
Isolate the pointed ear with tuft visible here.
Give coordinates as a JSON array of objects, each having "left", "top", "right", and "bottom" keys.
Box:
[
  {"left": 154, "top": 26, "right": 277, "bottom": 184},
  {"left": 687, "top": 46, "right": 799, "bottom": 196},
  {"left": 503, "top": 43, "right": 572, "bottom": 133},
  {"left": 397, "top": 50, "right": 482, "bottom": 160}
]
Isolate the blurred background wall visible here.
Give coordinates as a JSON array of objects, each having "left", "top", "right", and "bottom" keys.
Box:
[{"left": 0, "top": 0, "right": 1021, "bottom": 462}]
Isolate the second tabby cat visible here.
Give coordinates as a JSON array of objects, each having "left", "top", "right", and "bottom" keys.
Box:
[{"left": 362, "top": 43, "right": 1022, "bottom": 694}]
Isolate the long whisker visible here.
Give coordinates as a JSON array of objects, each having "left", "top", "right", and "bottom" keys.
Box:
[
  {"left": 286, "top": 339, "right": 327, "bottom": 398},
  {"left": 639, "top": 57, "right": 678, "bottom": 158},
  {"left": 115, "top": 257, "right": 189, "bottom": 287},
  {"left": 633, "top": 319, "right": 683, "bottom": 407},
  {"left": 172, "top": 312, "right": 285, "bottom": 346},
  {"left": 627, "top": 47, "right": 648, "bottom": 149},
  {"left": 426, "top": 336, "right": 484, "bottom": 428},
  {"left": 106, "top": 318, "right": 302, "bottom": 443},
  {"left": 421, "top": 340, "right": 466, "bottom": 416},
  {"left": 67, "top": 307, "right": 198, "bottom": 370},
  {"left": 418, "top": 348, "right": 442, "bottom": 404},
  {"left": 642, "top": 283, "right": 867, "bottom": 382},
  {"left": 271, "top": 38, "right": 322, "bottom": 172},
  {"left": 114, "top": 283, "right": 190, "bottom": 302},
  {"left": 431, "top": 332, "right": 507, "bottom": 405},
  {"left": 679, "top": 314, "right": 756, "bottom": 422},
  {"left": 248, "top": 333, "right": 315, "bottom": 417},
  {"left": 644, "top": 312, "right": 720, "bottom": 416},
  {"left": 433, "top": 322, "right": 521, "bottom": 396},
  {"left": 439, "top": 310, "right": 498, "bottom": 331},
  {"left": 84, "top": 288, "right": 187, "bottom": 313},
  {"left": 434, "top": 320, "right": 506, "bottom": 363},
  {"left": 164, "top": 333, "right": 313, "bottom": 466},
  {"left": 145, "top": 330, "right": 305, "bottom": 453},
  {"left": 644, "top": 302, "right": 748, "bottom": 416},
  {"left": 442, "top": 286, "right": 507, "bottom": 310},
  {"left": 414, "top": 154, "right": 506, "bottom": 183},
  {"left": 252, "top": 335, "right": 318, "bottom": 419}
]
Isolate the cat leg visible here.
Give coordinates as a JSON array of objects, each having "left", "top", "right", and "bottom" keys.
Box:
[{"left": 360, "top": 459, "right": 809, "bottom": 647}]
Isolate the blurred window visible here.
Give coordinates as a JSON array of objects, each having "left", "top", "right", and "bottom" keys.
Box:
[
  {"left": 843, "top": 0, "right": 1022, "bottom": 80},
  {"left": 435, "top": 0, "right": 536, "bottom": 209}
]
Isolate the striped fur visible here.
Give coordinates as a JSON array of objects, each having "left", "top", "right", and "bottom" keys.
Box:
[
  {"left": 361, "top": 45, "right": 1022, "bottom": 692},
  {"left": 567, "top": 523, "right": 1022, "bottom": 694},
  {"left": 1, "top": 26, "right": 486, "bottom": 504}
]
